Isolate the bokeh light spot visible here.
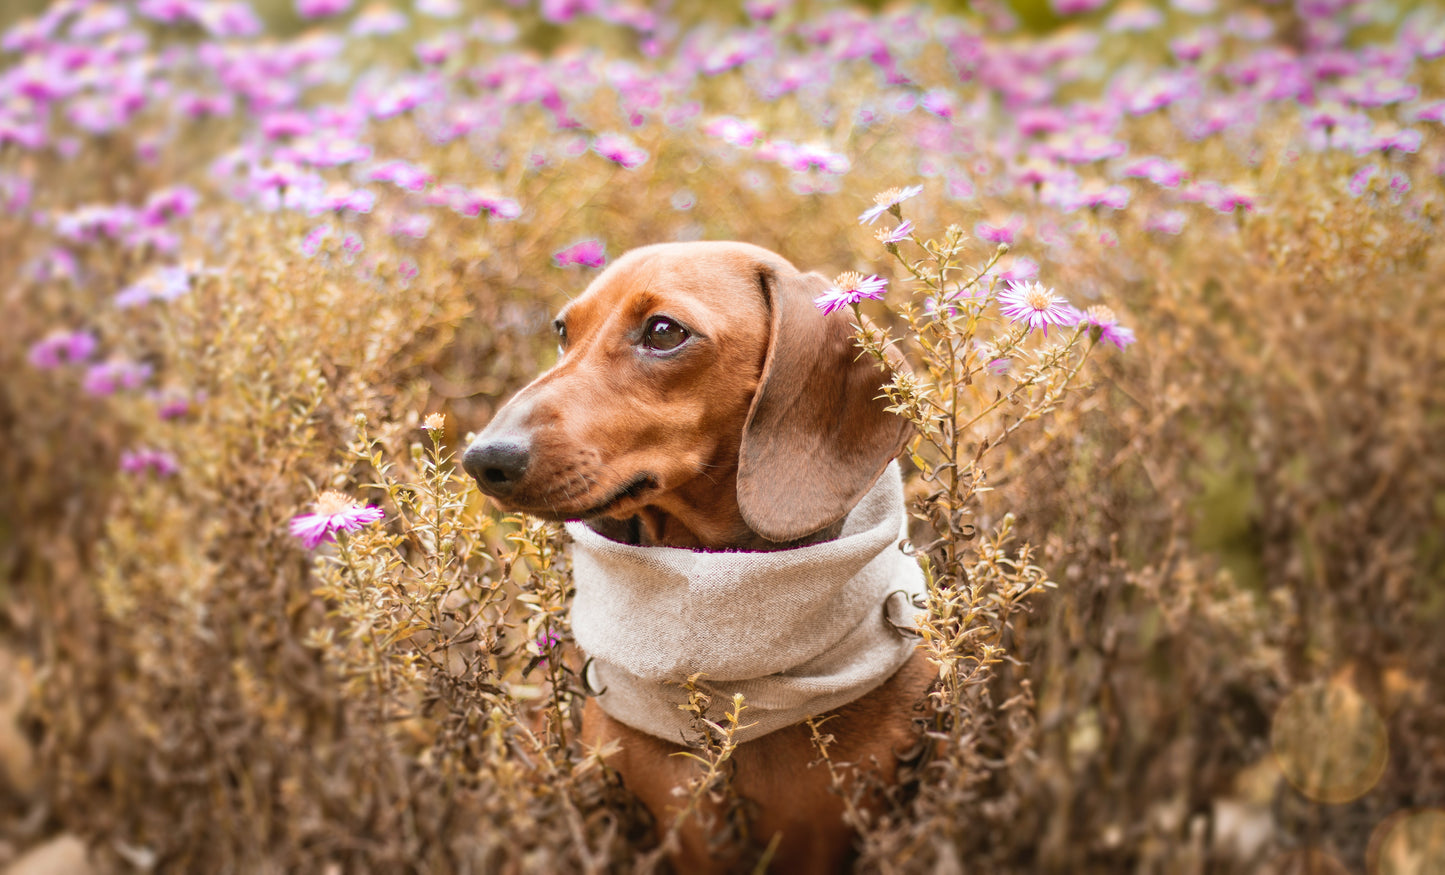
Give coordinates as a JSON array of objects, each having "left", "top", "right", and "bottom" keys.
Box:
[
  {"left": 1271, "top": 681, "right": 1388, "bottom": 804},
  {"left": 1367, "top": 808, "right": 1445, "bottom": 875}
]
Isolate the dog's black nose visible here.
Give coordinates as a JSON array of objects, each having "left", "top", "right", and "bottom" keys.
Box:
[{"left": 462, "top": 439, "right": 530, "bottom": 496}]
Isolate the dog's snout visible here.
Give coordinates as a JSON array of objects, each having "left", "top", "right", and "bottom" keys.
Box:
[{"left": 463, "top": 439, "right": 530, "bottom": 496}]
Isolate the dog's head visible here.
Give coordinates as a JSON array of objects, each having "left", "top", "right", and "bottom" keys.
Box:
[{"left": 462, "top": 241, "right": 911, "bottom": 546}]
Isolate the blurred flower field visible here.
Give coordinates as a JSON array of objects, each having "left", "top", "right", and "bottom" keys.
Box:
[{"left": 2, "top": 0, "right": 1444, "bottom": 870}]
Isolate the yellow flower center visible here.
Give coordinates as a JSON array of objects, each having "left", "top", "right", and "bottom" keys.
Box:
[
  {"left": 1025, "top": 286, "right": 1055, "bottom": 311},
  {"left": 833, "top": 270, "right": 866, "bottom": 292},
  {"left": 874, "top": 188, "right": 905, "bottom": 206},
  {"left": 314, "top": 490, "right": 356, "bottom": 517}
]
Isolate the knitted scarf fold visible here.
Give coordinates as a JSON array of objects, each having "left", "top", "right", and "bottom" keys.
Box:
[{"left": 566, "top": 461, "right": 925, "bottom": 743}]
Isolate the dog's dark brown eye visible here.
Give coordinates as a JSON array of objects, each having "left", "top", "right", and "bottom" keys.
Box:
[
  {"left": 554, "top": 319, "right": 567, "bottom": 348},
  {"left": 642, "top": 316, "right": 689, "bottom": 352}
]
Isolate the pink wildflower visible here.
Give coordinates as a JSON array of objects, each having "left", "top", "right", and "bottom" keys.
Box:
[
  {"left": 197, "top": 1, "right": 263, "bottom": 37},
  {"left": 814, "top": 272, "right": 887, "bottom": 315},
  {"left": 296, "top": 0, "right": 352, "bottom": 19},
  {"left": 120, "top": 448, "right": 180, "bottom": 478},
  {"left": 153, "top": 390, "right": 201, "bottom": 420},
  {"left": 115, "top": 265, "right": 193, "bottom": 308},
  {"left": 858, "top": 185, "right": 923, "bottom": 224},
  {"left": 177, "top": 92, "right": 235, "bottom": 119},
  {"left": 704, "top": 115, "right": 761, "bottom": 148},
  {"left": 417, "top": 0, "right": 459, "bottom": 17},
  {"left": 1413, "top": 101, "right": 1445, "bottom": 124},
  {"left": 416, "top": 33, "right": 462, "bottom": 65},
  {"left": 976, "top": 216, "right": 1022, "bottom": 245},
  {"left": 300, "top": 224, "right": 331, "bottom": 257},
  {"left": 317, "top": 187, "right": 375, "bottom": 214},
  {"left": 261, "top": 110, "right": 313, "bottom": 140},
  {"left": 1365, "top": 127, "right": 1423, "bottom": 156},
  {"left": 920, "top": 89, "right": 956, "bottom": 119},
  {"left": 744, "top": 0, "right": 787, "bottom": 21},
  {"left": 1146, "top": 210, "right": 1187, "bottom": 235},
  {"left": 998, "top": 256, "right": 1040, "bottom": 283},
  {"left": 1347, "top": 164, "right": 1377, "bottom": 197},
  {"left": 996, "top": 282, "right": 1079, "bottom": 335},
  {"left": 83, "top": 360, "right": 152, "bottom": 396},
  {"left": 1122, "top": 156, "right": 1186, "bottom": 188},
  {"left": 142, "top": 186, "right": 200, "bottom": 226},
  {"left": 1052, "top": 0, "right": 1107, "bottom": 14},
  {"left": 876, "top": 220, "right": 914, "bottom": 245},
  {"left": 1083, "top": 305, "right": 1136, "bottom": 350},
  {"left": 70, "top": 4, "right": 132, "bottom": 39},
  {"left": 592, "top": 134, "right": 649, "bottom": 169},
  {"left": 367, "top": 160, "right": 432, "bottom": 192},
  {"left": 28, "top": 330, "right": 98, "bottom": 369},
  {"left": 783, "top": 142, "right": 850, "bottom": 175},
  {"left": 554, "top": 240, "right": 607, "bottom": 268},
  {"left": 389, "top": 213, "right": 432, "bottom": 239},
  {"left": 1107, "top": 3, "right": 1164, "bottom": 32},
  {"left": 137, "top": 0, "right": 203, "bottom": 23},
  {"left": 351, "top": 4, "right": 408, "bottom": 35},
  {"left": 452, "top": 190, "right": 521, "bottom": 220},
  {"left": 289, "top": 491, "right": 385, "bottom": 549},
  {"left": 1078, "top": 183, "right": 1131, "bottom": 211}
]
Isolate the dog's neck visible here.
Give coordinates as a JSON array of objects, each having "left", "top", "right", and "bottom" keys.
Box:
[
  {"left": 567, "top": 460, "right": 925, "bottom": 743},
  {"left": 586, "top": 466, "right": 844, "bottom": 552}
]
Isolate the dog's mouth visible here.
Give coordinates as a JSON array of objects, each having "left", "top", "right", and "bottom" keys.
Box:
[
  {"left": 509, "top": 472, "right": 660, "bottom": 521},
  {"left": 576, "top": 473, "right": 659, "bottom": 518}
]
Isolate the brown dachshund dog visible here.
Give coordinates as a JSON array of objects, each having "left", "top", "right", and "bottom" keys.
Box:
[{"left": 463, "top": 241, "right": 932, "bottom": 872}]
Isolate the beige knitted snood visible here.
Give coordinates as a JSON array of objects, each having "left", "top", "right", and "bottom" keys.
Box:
[{"left": 566, "top": 461, "right": 926, "bottom": 743}]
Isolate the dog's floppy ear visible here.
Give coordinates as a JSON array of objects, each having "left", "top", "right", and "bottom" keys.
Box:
[{"left": 737, "top": 264, "right": 914, "bottom": 543}]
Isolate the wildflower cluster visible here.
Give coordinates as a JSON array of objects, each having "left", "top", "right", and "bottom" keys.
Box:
[{"left": 287, "top": 490, "right": 385, "bottom": 549}]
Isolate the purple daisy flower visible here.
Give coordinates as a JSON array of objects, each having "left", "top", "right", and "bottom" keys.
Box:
[
  {"left": 1146, "top": 210, "right": 1187, "bottom": 235},
  {"left": 858, "top": 184, "right": 923, "bottom": 224},
  {"left": 289, "top": 491, "right": 385, "bottom": 549},
  {"left": 120, "top": 448, "right": 180, "bottom": 478},
  {"left": 592, "top": 134, "right": 649, "bottom": 169},
  {"left": 997, "top": 256, "right": 1040, "bottom": 283},
  {"left": 351, "top": 5, "right": 408, "bottom": 36},
  {"left": 875, "top": 219, "right": 914, "bottom": 244},
  {"left": 28, "top": 329, "right": 98, "bottom": 369},
  {"left": 1083, "top": 305, "right": 1137, "bottom": 350},
  {"left": 813, "top": 272, "right": 888, "bottom": 315},
  {"left": 115, "top": 264, "right": 194, "bottom": 308},
  {"left": 153, "top": 390, "right": 201, "bottom": 420},
  {"left": 704, "top": 115, "right": 761, "bottom": 147},
  {"left": 296, "top": 0, "right": 352, "bottom": 19},
  {"left": 389, "top": 213, "right": 432, "bottom": 239},
  {"left": 976, "top": 216, "right": 1022, "bottom": 245},
  {"left": 554, "top": 239, "right": 606, "bottom": 268},
  {"left": 1052, "top": 0, "right": 1108, "bottom": 14},
  {"left": 82, "top": 359, "right": 153, "bottom": 396},
  {"left": 996, "top": 281, "right": 1080, "bottom": 335},
  {"left": 467, "top": 192, "right": 522, "bottom": 220}
]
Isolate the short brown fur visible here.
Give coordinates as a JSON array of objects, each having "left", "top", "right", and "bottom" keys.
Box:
[{"left": 465, "top": 242, "right": 929, "bottom": 872}]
